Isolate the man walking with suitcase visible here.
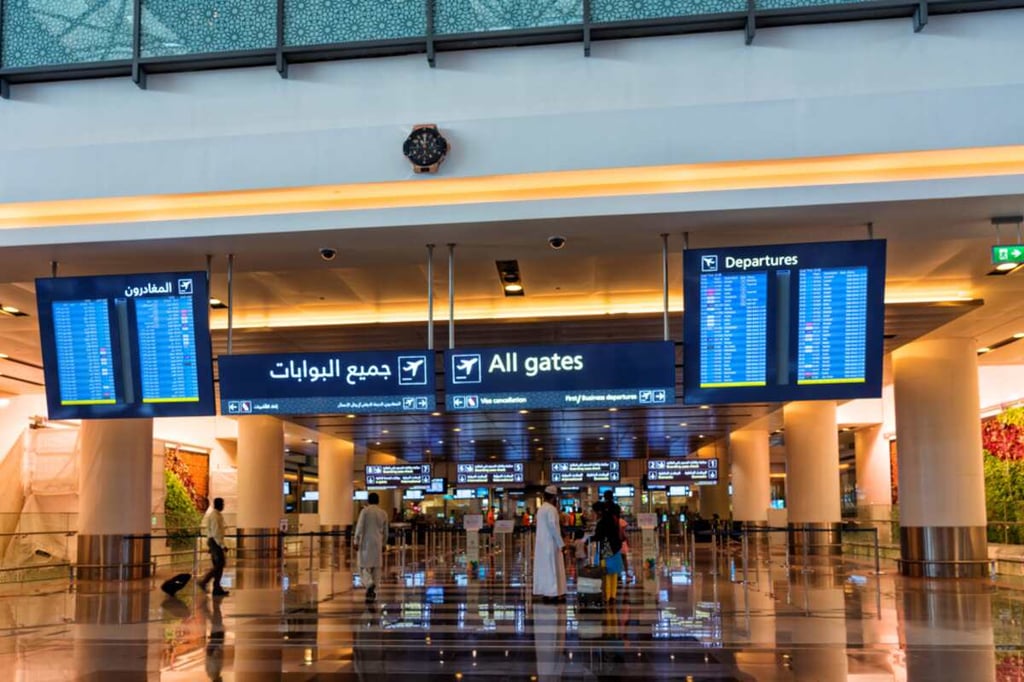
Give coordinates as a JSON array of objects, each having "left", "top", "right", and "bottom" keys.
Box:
[{"left": 198, "top": 497, "right": 229, "bottom": 597}]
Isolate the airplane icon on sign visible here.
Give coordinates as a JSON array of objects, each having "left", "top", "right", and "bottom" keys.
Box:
[
  {"left": 398, "top": 355, "right": 428, "bottom": 385},
  {"left": 701, "top": 255, "right": 719, "bottom": 272},
  {"left": 451, "top": 354, "right": 482, "bottom": 384}
]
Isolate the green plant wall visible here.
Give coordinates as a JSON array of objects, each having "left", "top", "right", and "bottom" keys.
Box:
[{"left": 165, "top": 469, "right": 202, "bottom": 551}]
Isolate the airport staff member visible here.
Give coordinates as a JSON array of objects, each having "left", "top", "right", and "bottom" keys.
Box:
[
  {"left": 533, "top": 485, "right": 567, "bottom": 604},
  {"left": 354, "top": 492, "right": 389, "bottom": 602}
]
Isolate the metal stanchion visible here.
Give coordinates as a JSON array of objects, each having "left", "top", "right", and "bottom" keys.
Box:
[
  {"left": 801, "top": 526, "right": 811, "bottom": 574},
  {"left": 741, "top": 528, "right": 749, "bottom": 585},
  {"left": 709, "top": 530, "right": 719, "bottom": 577}
]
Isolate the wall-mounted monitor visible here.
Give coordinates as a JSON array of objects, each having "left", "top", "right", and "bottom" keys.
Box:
[
  {"left": 550, "top": 460, "right": 620, "bottom": 484},
  {"left": 613, "top": 485, "right": 635, "bottom": 498},
  {"left": 647, "top": 458, "right": 719, "bottom": 486},
  {"left": 35, "top": 271, "right": 216, "bottom": 419},
  {"left": 404, "top": 489, "right": 424, "bottom": 501},
  {"left": 284, "top": 481, "right": 291, "bottom": 495},
  {"left": 302, "top": 490, "right": 319, "bottom": 502},
  {"left": 353, "top": 490, "right": 369, "bottom": 501},
  {"left": 453, "top": 489, "right": 475, "bottom": 499},
  {"left": 667, "top": 485, "right": 692, "bottom": 497},
  {"left": 427, "top": 477, "right": 446, "bottom": 494},
  {"left": 445, "top": 341, "right": 675, "bottom": 411},
  {"left": 683, "top": 240, "right": 886, "bottom": 404}
]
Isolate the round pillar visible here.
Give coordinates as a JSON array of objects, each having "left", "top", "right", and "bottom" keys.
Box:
[
  {"left": 318, "top": 435, "right": 354, "bottom": 555},
  {"left": 237, "top": 415, "right": 284, "bottom": 562},
  {"left": 893, "top": 338, "right": 987, "bottom": 578},
  {"left": 854, "top": 423, "right": 893, "bottom": 542},
  {"left": 77, "top": 419, "right": 153, "bottom": 581},
  {"left": 784, "top": 401, "right": 841, "bottom": 556},
  {"left": 730, "top": 425, "right": 770, "bottom": 524}
]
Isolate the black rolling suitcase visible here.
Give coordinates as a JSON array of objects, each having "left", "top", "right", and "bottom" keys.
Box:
[
  {"left": 577, "top": 554, "right": 605, "bottom": 610},
  {"left": 160, "top": 572, "right": 192, "bottom": 596}
]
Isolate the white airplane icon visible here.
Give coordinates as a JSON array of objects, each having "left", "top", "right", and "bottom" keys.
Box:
[
  {"left": 456, "top": 357, "right": 479, "bottom": 374},
  {"left": 402, "top": 358, "right": 426, "bottom": 375}
]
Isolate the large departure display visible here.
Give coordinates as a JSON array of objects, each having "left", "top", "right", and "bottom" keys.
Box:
[
  {"left": 36, "top": 272, "right": 215, "bottom": 419},
  {"left": 218, "top": 350, "right": 435, "bottom": 415},
  {"left": 647, "top": 458, "right": 719, "bottom": 485},
  {"left": 550, "top": 460, "right": 621, "bottom": 484},
  {"left": 444, "top": 341, "right": 675, "bottom": 411},
  {"left": 455, "top": 463, "right": 525, "bottom": 485},
  {"left": 683, "top": 240, "right": 885, "bottom": 404},
  {"left": 365, "top": 464, "right": 432, "bottom": 488}
]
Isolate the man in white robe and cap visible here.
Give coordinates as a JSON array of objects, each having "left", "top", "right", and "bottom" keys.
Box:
[
  {"left": 354, "top": 492, "right": 389, "bottom": 601},
  {"left": 533, "top": 484, "right": 567, "bottom": 603}
]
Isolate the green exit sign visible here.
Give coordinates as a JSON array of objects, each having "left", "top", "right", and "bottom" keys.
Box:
[{"left": 992, "top": 245, "right": 1024, "bottom": 264}]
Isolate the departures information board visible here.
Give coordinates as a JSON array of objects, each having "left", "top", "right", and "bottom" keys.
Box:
[
  {"left": 36, "top": 272, "right": 215, "bottom": 419},
  {"left": 683, "top": 240, "right": 885, "bottom": 404},
  {"left": 365, "top": 464, "right": 432, "bottom": 488},
  {"left": 647, "top": 459, "right": 719, "bottom": 486},
  {"left": 456, "top": 463, "right": 525, "bottom": 485}
]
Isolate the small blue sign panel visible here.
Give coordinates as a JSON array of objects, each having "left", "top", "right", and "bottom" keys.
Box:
[
  {"left": 36, "top": 271, "right": 216, "bottom": 420},
  {"left": 444, "top": 341, "right": 675, "bottom": 411},
  {"left": 455, "top": 463, "right": 524, "bottom": 485},
  {"left": 683, "top": 239, "right": 886, "bottom": 404},
  {"left": 218, "top": 350, "right": 435, "bottom": 415},
  {"left": 647, "top": 458, "right": 719, "bottom": 486}
]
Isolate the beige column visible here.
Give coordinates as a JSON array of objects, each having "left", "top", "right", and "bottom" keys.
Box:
[
  {"left": 236, "top": 415, "right": 284, "bottom": 561},
  {"left": 696, "top": 444, "right": 730, "bottom": 519},
  {"left": 319, "top": 436, "right": 354, "bottom": 528},
  {"left": 893, "top": 337, "right": 987, "bottom": 578},
  {"left": 77, "top": 419, "right": 153, "bottom": 580},
  {"left": 730, "top": 424, "right": 770, "bottom": 524},
  {"left": 784, "top": 401, "right": 841, "bottom": 556},
  {"left": 854, "top": 424, "right": 892, "bottom": 541}
]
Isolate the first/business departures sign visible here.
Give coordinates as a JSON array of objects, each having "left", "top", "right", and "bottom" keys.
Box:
[
  {"left": 444, "top": 341, "right": 675, "bottom": 411},
  {"left": 365, "top": 464, "right": 432, "bottom": 488}
]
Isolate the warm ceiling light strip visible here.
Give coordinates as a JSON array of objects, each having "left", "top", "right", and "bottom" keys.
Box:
[{"left": 3, "top": 145, "right": 1024, "bottom": 229}]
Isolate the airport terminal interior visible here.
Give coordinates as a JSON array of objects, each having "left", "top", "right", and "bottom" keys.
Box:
[{"left": 3, "top": 1, "right": 1024, "bottom": 680}]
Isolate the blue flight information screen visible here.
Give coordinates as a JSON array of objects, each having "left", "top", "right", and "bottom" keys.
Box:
[
  {"left": 683, "top": 240, "right": 885, "bottom": 404},
  {"left": 699, "top": 272, "right": 767, "bottom": 388},
  {"left": 135, "top": 296, "right": 201, "bottom": 403},
  {"left": 797, "top": 267, "right": 868, "bottom": 385},
  {"left": 52, "top": 299, "right": 116, "bottom": 405},
  {"left": 36, "top": 272, "right": 216, "bottom": 419}
]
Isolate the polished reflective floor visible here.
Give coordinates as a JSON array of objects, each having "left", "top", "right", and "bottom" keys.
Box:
[{"left": 0, "top": 539, "right": 1021, "bottom": 680}]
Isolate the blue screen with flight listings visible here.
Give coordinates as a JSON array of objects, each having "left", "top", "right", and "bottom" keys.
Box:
[
  {"left": 36, "top": 271, "right": 215, "bottom": 419},
  {"left": 683, "top": 239, "right": 886, "bottom": 404}
]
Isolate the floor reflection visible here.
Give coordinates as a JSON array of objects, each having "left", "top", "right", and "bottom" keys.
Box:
[{"left": 0, "top": 544, "right": 1021, "bottom": 680}]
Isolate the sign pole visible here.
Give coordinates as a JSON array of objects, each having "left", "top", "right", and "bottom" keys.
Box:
[
  {"left": 661, "top": 233, "right": 670, "bottom": 342},
  {"left": 226, "top": 253, "right": 235, "bottom": 355},
  {"left": 427, "top": 244, "right": 435, "bottom": 350},
  {"left": 447, "top": 244, "right": 456, "bottom": 350}
]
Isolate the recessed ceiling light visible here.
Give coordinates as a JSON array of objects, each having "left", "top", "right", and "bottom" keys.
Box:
[
  {"left": 632, "top": 436, "right": 637, "bottom": 440},
  {"left": 438, "top": 440, "right": 444, "bottom": 444},
  {"left": 533, "top": 438, "right": 539, "bottom": 442},
  {"left": 503, "top": 283, "right": 523, "bottom": 293},
  {"left": 537, "top": 447, "right": 544, "bottom": 451},
  {"left": 426, "top": 449, "right": 431, "bottom": 454},
  {"left": 1015, "top": 333, "right": 1024, "bottom": 339},
  {"left": 978, "top": 347, "right": 992, "bottom": 354},
  {"left": 599, "top": 436, "right": 605, "bottom": 441},
  {"left": 302, "top": 438, "right": 313, "bottom": 443},
  {"left": 431, "top": 412, "right": 441, "bottom": 417},
  {"left": 679, "top": 422, "right": 688, "bottom": 427},
  {"left": 347, "top": 414, "right": 356, "bottom": 418},
  {"left": 700, "top": 405, "right": 710, "bottom": 410},
  {"left": 375, "top": 441, "right": 381, "bottom": 445},
  {"left": 470, "top": 439, "right": 476, "bottom": 444},
  {"left": 519, "top": 410, "right": 529, "bottom": 414},
  {"left": 602, "top": 424, "right": 611, "bottom": 429},
  {"left": 0, "top": 353, "right": 7, "bottom": 359},
  {"left": 528, "top": 426, "right": 535, "bottom": 431},
  {"left": 608, "top": 408, "right": 618, "bottom": 412},
  {"left": 996, "top": 262, "right": 1020, "bottom": 272},
  {"left": 453, "top": 427, "right": 461, "bottom": 432},
  {"left": 209, "top": 297, "right": 229, "bottom": 309},
  {"left": 489, "top": 455, "right": 496, "bottom": 460},
  {"left": 699, "top": 434, "right": 705, "bottom": 439},
  {"left": 382, "top": 429, "right": 389, "bottom": 434}
]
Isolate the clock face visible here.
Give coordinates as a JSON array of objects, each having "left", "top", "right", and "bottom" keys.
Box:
[{"left": 403, "top": 128, "right": 448, "bottom": 167}]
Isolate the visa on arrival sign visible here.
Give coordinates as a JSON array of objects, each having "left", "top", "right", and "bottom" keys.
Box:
[{"left": 444, "top": 341, "right": 675, "bottom": 411}]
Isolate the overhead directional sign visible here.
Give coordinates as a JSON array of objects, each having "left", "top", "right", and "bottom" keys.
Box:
[
  {"left": 365, "top": 464, "right": 432, "bottom": 488},
  {"left": 647, "top": 458, "right": 719, "bottom": 486},
  {"left": 683, "top": 239, "right": 886, "bottom": 404},
  {"left": 550, "top": 460, "right": 621, "bottom": 484},
  {"left": 455, "top": 463, "right": 524, "bottom": 485},
  {"left": 218, "top": 350, "right": 435, "bottom": 415},
  {"left": 992, "top": 244, "right": 1024, "bottom": 265},
  {"left": 444, "top": 341, "right": 675, "bottom": 411}
]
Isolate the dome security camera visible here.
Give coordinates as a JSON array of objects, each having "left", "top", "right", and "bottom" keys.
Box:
[
  {"left": 319, "top": 247, "right": 337, "bottom": 262},
  {"left": 548, "top": 236, "right": 567, "bottom": 250}
]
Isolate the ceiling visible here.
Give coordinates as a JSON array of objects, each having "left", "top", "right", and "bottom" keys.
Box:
[{"left": 1, "top": 193, "right": 1023, "bottom": 462}]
